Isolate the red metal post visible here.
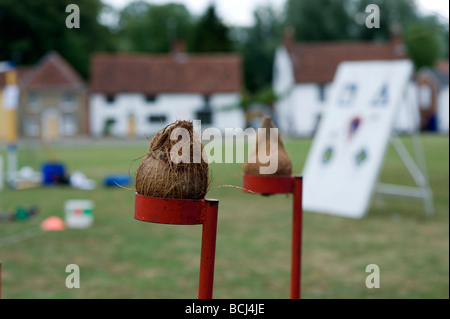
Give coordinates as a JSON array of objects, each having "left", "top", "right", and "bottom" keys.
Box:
[
  {"left": 291, "top": 176, "right": 303, "bottom": 299},
  {"left": 198, "top": 200, "right": 219, "bottom": 299},
  {"left": 242, "top": 174, "right": 303, "bottom": 299},
  {"left": 134, "top": 194, "right": 219, "bottom": 299}
]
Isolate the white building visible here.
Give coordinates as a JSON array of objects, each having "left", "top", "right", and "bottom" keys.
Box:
[
  {"left": 415, "top": 63, "right": 449, "bottom": 134},
  {"left": 272, "top": 30, "right": 413, "bottom": 137},
  {"left": 89, "top": 51, "right": 244, "bottom": 138}
]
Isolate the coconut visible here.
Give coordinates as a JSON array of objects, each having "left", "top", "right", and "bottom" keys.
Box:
[
  {"left": 243, "top": 116, "right": 292, "bottom": 176},
  {"left": 136, "top": 120, "right": 210, "bottom": 199}
]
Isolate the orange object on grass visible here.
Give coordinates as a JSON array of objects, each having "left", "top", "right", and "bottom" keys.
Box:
[{"left": 40, "top": 216, "right": 65, "bottom": 231}]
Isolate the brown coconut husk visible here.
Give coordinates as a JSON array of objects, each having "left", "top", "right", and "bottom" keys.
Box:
[
  {"left": 136, "top": 120, "right": 210, "bottom": 199},
  {"left": 243, "top": 116, "right": 292, "bottom": 176}
]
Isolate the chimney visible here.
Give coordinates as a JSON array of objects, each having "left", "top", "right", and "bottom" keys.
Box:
[
  {"left": 283, "top": 27, "right": 295, "bottom": 51},
  {"left": 171, "top": 39, "right": 186, "bottom": 54},
  {"left": 389, "top": 24, "right": 407, "bottom": 58},
  {"left": 171, "top": 39, "right": 188, "bottom": 62}
]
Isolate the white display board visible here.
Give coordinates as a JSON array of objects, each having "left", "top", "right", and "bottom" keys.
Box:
[{"left": 302, "top": 60, "right": 413, "bottom": 218}]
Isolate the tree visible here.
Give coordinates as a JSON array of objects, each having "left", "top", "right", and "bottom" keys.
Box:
[
  {"left": 405, "top": 18, "right": 443, "bottom": 70},
  {"left": 189, "top": 4, "right": 233, "bottom": 52},
  {"left": 0, "top": 0, "right": 116, "bottom": 78},
  {"left": 119, "top": 1, "right": 193, "bottom": 53},
  {"left": 285, "top": 0, "right": 354, "bottom": 41},
  {"left": 238, "top": 5, "right": 283, "bottom": 93},
  {"left": 352, "top": 0, "right": 419, "bottom": 41}
]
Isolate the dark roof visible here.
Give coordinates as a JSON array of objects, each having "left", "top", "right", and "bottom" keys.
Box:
[
  {"left": 416, "top": 63, "right": 449, "bottom": 87},
  {"left": 21, "top": 51, "right": 84, "bottom": 90},
  {"left": 285, "top": 38, "right": 407, "bottom": 84},
  {"left": 90, "top": 52, "right": 242, "bottom": 95}
]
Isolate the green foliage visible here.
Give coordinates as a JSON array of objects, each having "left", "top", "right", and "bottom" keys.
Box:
[
  {"left": 353, "top": 0, "right": 419, "bottom": 41},
  {"left": 238, "top": 5, "right": 283, "bottom": 93},
  {"left": 0, "top": 0, "right": 448, "bottom": 94},
  {"left": 0, "top": 0, "right": 116, "bottom": 78},
  {"left": 405, "top": 20, "right": 443, "bottom": 70},
  {"left": 118, "top": 1, "right": 193, "bottom": 53},
  {"left": 241, "top": 86, "right": 278, "bottom": 110},
  {"left": 189, "top": 5, "right": 233, "bottom": 53},
  {"left": 285, "top": 0, "right": 354, "bottom": 41}
]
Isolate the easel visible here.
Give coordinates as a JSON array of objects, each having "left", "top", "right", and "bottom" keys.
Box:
[{"left": 375, "top": 87, "right": 434, "bottom": 217}]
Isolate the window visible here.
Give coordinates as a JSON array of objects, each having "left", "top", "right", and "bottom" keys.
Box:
[
  {"left": 105, "top": 95, "right": 115, "bottom": 104},
  {"left": 318, "top": 84, "right": 326, "bottom": 102},
  {"left": 24, "top": 117, "right": 40, "bottom": 137},
  {"left": 148, "top": 115, "right": 167, "bottom": 124},
  {"left": 62, "top": 92, "right": 75, "bottom": 111},
  {"left": 145, "top": 95, "right": 157, "bottom": 103},
  {"left": 62, "top": 114, "right": 77, "bottom": 136},
  {"left": 28, "top": 92, "right": 39, "bottom": 111},
  {"left": 197, "top": 95, "right": 213, "bottom": 125},
  {"left": 196, "top": 110, "right": 212, "bottom": 125},
  {"left": 103, "top": 118, "right": 116, "bottom": 136}
]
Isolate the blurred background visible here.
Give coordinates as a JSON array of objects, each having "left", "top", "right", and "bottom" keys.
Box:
[
  {"left": 0, "top": 0, "right": 448, "bottom": 137},
  {"left": 0, "top": 0, "right": 448, "bottom": 299}
]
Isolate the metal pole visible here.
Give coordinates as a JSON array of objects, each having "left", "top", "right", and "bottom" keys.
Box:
[
  {"left": 291, "top": 176, "right": 302, "bottom": 299},
  {"left": 198, "top": 199, "right": 219, "bottom": 299},
  {"left": 134, "top": 194, "right": 219, "bottom": 299},
  {"left": 242, "top": 175, "right": 303, "bottom": 299}
]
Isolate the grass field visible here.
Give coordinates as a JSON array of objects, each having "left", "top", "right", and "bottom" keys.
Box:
[{"left": 0, "top": 134, "right": 448, "bottom": 299}]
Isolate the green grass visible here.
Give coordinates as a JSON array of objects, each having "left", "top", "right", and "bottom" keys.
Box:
[{"left": 0, "top": 134, "right": 448, "bottom": 299}]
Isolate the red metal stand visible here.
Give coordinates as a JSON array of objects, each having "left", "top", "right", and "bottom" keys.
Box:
[
  {"left": 135, "top": 193, "right": 219, "bottom": 299},
  {"left": 242, "top": 174, "right": 303, "bottom": 299}
]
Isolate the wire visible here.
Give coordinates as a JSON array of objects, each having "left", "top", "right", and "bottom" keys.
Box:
[{"left": 0, "top": 226, "right": 44, "bottom": 248}]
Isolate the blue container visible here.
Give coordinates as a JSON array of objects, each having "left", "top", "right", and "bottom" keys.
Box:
[
  {"left": 103, "top": 174, "right": 132, "bottom": 187},
  {"left": 41, "top": 162, "right": 67, "bottom": 185}
]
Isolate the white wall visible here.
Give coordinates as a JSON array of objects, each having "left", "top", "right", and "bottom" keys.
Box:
[
  {"left": 273, "top": 46, "right": 295, "bottom": 97},
  {"left": 210, "top": 93, "right": 244, "bottom": 130},
  {"left": 438, "top": 86, "right": 449, "bottom": 133},
  {"left": 274, "top": 83, "right": 328, "bottom": 137},
  {"left": 90, "top": 92, "right": 243, "bottom": 137},
  {"left": 291, "top": 84, "right": 323, "bottom": 136},
  {"left": 274, "top": 94, "right": 292, "bottom": 135},
  {"left": 273, "top": 45, "right": 335, "bottom": 137},
  {"left": 394, "top": 82, "right": 420, "bottom": 133}
]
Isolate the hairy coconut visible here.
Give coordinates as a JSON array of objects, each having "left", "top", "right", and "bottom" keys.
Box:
[
  {"left": 243, "top": 116, "right": 292, "bottom": 176},
  {"left": 136, "top": 120, "right": 210, "bottom": 199}
]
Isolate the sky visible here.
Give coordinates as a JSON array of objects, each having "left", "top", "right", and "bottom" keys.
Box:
[{"left": 102, "top": 0, "right": 449, "bottom": 27}]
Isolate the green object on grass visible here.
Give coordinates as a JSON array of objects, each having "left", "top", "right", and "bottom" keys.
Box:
[{"left": 15, "top": 208, "right": 29, "bottom": 220}]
